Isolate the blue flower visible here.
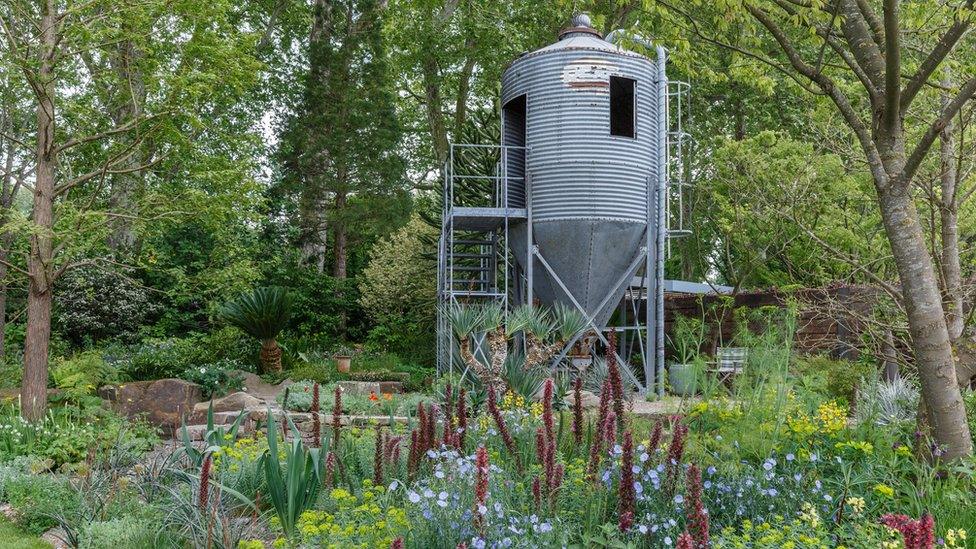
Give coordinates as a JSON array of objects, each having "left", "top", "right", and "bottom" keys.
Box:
[
  {"left": 673, "top": 494, "right": 684, "bottom": 504},
  {"left": 408, "top": 491, "right": 421, "bottom": 503}
]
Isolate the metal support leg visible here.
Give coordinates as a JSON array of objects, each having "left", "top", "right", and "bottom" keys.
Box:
[{"left": 533, "top": 247, "right": 645, "bottom": 391}]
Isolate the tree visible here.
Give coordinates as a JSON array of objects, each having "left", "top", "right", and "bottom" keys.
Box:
[
  {"left": 279, "top": 0, "right": 407, "bottom": 278},
  {"left": 220, "top": 286, "right": 292, "bottom": 373},
  {"left": 0, "top": 0, "right": 263, "bottom": 420},
  {"left": 386, "top": 0, "right": 557, "bottom": 185},
  {"left": 657, "top": 0, "right": 976, "bottom": 458},
  {"left": 0, "top": 63, "right": 30, "bottom": 358},
  {"left": 359, "top": 213, "right": 437, "bottom": 361}
]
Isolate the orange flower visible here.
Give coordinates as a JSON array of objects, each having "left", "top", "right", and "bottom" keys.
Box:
[
  {"left": 383, "top": 393, "right": 393, "bottom": 401},
  {"left": 369, "top": 391, "right": 379, "bottom": 402}
]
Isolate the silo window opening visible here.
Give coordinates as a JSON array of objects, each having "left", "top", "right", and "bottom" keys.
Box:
[{"left": 610, "top": 76, "right": 636, "bottom": 138}]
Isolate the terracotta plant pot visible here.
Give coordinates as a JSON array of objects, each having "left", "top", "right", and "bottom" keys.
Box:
[{"left": 336, "top": 356, "right": 351, "bottom": 373}]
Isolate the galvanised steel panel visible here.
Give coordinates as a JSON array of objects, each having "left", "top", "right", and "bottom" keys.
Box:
[{"left": 502, "top": 30, "right": 658, "bottom": 224}]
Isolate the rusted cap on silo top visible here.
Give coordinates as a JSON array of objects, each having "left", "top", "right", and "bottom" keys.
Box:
[{"left": 558, "top": 13, "right": 602, "bottom": 40}]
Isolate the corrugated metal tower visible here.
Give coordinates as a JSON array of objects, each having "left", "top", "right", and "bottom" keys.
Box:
[{"left": 437, "top": 14, "right": 694, "bottom": 395}]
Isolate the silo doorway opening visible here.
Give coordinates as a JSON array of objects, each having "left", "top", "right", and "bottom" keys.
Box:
[
  {"left": 610, "top": 76, "right": 636, "bottom": 138},
  {"left": 502, "top": 94, "right": 527, "bottom": 208}
]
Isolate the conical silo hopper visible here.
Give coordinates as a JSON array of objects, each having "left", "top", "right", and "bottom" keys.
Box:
[{"left": 502, "top": 14, "right": 664, "bottom": 329}]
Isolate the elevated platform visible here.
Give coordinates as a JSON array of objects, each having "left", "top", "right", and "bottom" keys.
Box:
[{"left": 448, "top": 207, "right": 527, "bottom": 231}]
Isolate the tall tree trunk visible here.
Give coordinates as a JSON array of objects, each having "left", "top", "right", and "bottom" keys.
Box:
[
  {"left": 296, "top": 0, "right": 332, "bottom": 274},
  {"left": 298, "top": 192, "right": 328, "bottom": 274},
  {"left": 332, "top": 212, "right": 347, "bottom": 281},
  {"left": 22, "top": 0, "right": 57, "bottom": 422},
  {"left": 422, "top": 55, "right": 448, "bottom": 169},
  {"left": 937, "top": 85, "right": 963, "bottom": 340},
  {"left": 877, "top": 183, "right": 972, "bottom": 459},
  {"left": 106, "top": 36, "right": 146, "bottom": 253}
]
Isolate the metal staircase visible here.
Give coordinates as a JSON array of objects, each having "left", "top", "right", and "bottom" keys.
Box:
[{"left": 436, "top": 143, "right": 527, "bottom": 373}]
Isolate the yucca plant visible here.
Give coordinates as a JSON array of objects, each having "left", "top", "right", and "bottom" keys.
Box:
[
  {"left": 260, "top": 410, "right": 323, "bottom": 540},
  {"left": 220, "top": 286, "right": 292, "bottom": 373},
  {"left": 508, "top": 304, "right": 554, "bottom": 338},
  {"left": 552, "top": 302, "right": 588, "bottom": 344},
  {"left": 446, "top": 304, "right": 484, "bottom": 340}
]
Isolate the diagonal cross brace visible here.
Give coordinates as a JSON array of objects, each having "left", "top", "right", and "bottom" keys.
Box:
[{"left": 532, "top": 245, "right": 646, "bottom": 391}]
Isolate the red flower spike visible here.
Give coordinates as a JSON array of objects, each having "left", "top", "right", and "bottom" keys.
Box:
[
  {"left": 618, "top": 430, "right": 636, "bottom": 531},
  {"left": 473, "top": 446, "right": 490, "bottom": 534},
  {"left": 686, "top": 464, "right": 709, "bottom": 548},
  {"left": 676, "top": 532, "right": 695, "bottom": 549},
  {"left": 572, "top": 376, "right": 584, "bottom": 445}
]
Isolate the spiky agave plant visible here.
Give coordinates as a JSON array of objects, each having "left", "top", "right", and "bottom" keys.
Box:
[{"left": 220, "top": 286, "right": 292, "bottom": 373}]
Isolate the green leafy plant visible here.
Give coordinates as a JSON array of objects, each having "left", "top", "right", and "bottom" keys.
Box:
[
  {"left": 552, "top": 303, "right": 588, "bottom": 343},
  {"left": 180, "top": 360, "right": 245, "bottom": 398},
  {"left": 445, "top": 305, "right": 483, "bottom": 340},
  {"left": 4, "top": 473, "right": 81, "bottom": 535},
  {"left": 220, "top": 287, "right": 292, "bottom": 373},
  {"left": 507, "top": 304, "right": 554, "bottom": 338},
  {"left": 501, "top": 353, "right": 544, "bottom": 402},
  {"left": 259, "top": 411, "right": 323, "bottom": 539},
  {"left": 179, "top": 401, "right": 248, "bottom": 468},
  {"left": 51, "top": 351, "right": 118, "bottom": 400},
  {"left": 667, "top": 314, "right": 706, "bottom": 366}
]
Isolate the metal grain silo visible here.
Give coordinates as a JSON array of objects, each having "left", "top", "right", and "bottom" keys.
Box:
[{"left": 503, "top": 14, "right": 666, "bottom": 329}]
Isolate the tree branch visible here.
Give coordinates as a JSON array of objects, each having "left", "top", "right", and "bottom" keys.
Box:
[
  {"left": 855, "top": 0, "right": 886, "bottom": 52},
  {"left": 882, "top": 0, "right": 901, "bottom": 129},
  {"left": 746, "top": 3, "right": 889, "bottom": 187},
  {"left": 901, "top": 75, "right": 976, "bottom": 189},
  {"left": 900, "top": 0, "right": 975, "bottom": 111},
  {"left": 837, "top": 0, "right": 886, "bottom": 90}
]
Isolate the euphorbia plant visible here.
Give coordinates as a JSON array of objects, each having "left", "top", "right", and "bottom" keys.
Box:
[{"left": 220, "top": 286, "right": 292, "bottom": 373}]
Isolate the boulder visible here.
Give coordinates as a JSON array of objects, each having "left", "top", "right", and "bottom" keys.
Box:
[
  {"left": 232, "top": 371, "right": 292, "bottom": 401},
  {"left": 336, "top": 381, "right": 381, "bottom": 397},
  {"left": 569, "top": 390, "right": 601, "bottom": 409},
  {"left": 101, "top": 378, "right": 202, "bottom": 433},
  {"left": 378, "top": 381, "right": 403, "bottom": 394},
  {"left": 193, "top": 391, "right": 263, "bottom": 414}
]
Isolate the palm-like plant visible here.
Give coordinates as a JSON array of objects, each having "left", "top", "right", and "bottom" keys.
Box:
[
  {"left": 220, "top": 286, "right": 292, "bottom": 373},
  {"left": 552, "top": 303, "right": 588, "bottom": 344}
]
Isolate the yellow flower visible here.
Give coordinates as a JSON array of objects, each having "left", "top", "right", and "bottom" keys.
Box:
[
  {"left": 529, "top": 401, "right": 544, "bottom": 418},
  {"left": 873, "top": 483, "right": 894, "bottom": 498},
  {"left": 816, "top": 401, "right": 848, "bottom": 434},
  {"left": 945, "top": 529, "right": 967, "bottom": 547},
  {"left": 799, "top": 502, "right": 821, "bottom": 528},
  {"left": 845, "top": 496, "right": 865, "bottom": 515}
]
